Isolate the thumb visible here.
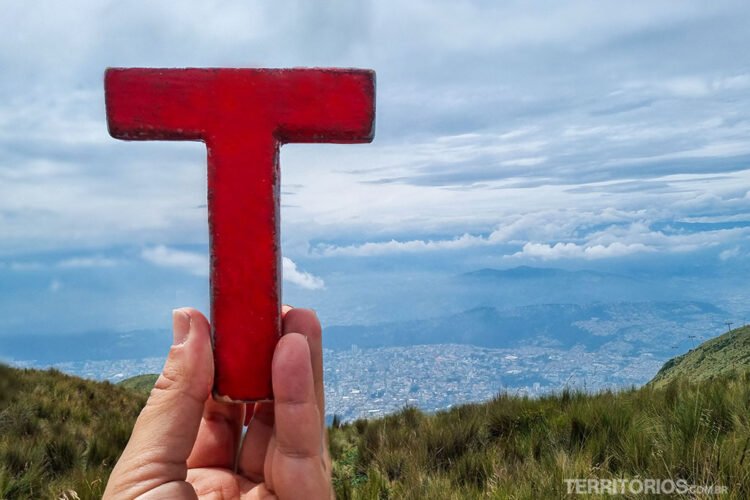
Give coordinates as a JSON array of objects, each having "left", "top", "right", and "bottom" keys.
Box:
[{"left": 105, "top": 308, "right": 213, "bottom": 497}]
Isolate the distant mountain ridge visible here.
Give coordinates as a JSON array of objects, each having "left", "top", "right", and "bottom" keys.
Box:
[
  {"left": 324, "top": 300, "right": 723, "bottom": 352},
  {"left": 0, "top": 265, "right": 722, "bottom": 365},
  {"left": 1, "top": 300, "right": 724, "bottom": 364},
  {"left": 461, "top": 265, "right": 632, "bottom": 281},
  {"left": 0, "top": 328, "right": 171, "bottom": 364},
  {"left": 650, "top": 324, "right": 750, "bottom": 387},
  {"left": 454, "top": 265, "right": 684, "bottom": 307}
]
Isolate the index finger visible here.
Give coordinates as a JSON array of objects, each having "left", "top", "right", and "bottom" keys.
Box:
[
  {"left": 268, "top": 333, "right": 329, "bottom": 498},
  {"left": 282, "top": 308, "right": 324, "bottom": 422}
]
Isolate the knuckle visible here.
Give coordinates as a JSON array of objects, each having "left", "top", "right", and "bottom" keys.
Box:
[{"left": 144, "top": 348, "right": 205, "bottom": 409}]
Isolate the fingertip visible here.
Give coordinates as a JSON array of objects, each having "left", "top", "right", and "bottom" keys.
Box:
[
  {"left": 273, "top": 333, "right": 314, "bottom": 402},
  {"left": 180, "top": 307, "right": 210, "bottom": 333},
  {"left": 171, "top": 308, "right": 212, "bottom": 354},
  {"left": 282, "top": 308, "right": 321, "bottom": 339},
  {"left": 159, "top": 307, "right": 214, "bottom": 401},
  {"left": 172, "top": 308, "right": 191, "bottom": 345},
  {"left": 271, "top": 333, "right": 321, "bottom": 465}
]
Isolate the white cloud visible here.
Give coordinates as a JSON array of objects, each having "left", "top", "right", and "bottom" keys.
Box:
[
  {"left": 8, "top": 261, "right": 44, "bottom": 271},
  {"left": 0, "top": 255, "right": 122, "bottom": 271},
  {"left": 57, "top": 256, "right": 121, "bottom": 268},
  {"left": 48, "top": 279, "right": 62, "bottom": 293},
  {"left": 140, "top": 246, "right": 209, "bottom": 277},
  {"left": 680, "top": 214, "right": 750, "bottom": 223},
  {"left": 314, "top": 233, "right": 487, "bottom": 257},
  {"left": 511, "top": 241, "right": 653, "bottom": 261},
  {"left": 501, "top": 157, "right": 548, "bottom": 167},
  {"left": 0, "top": 0, "right": 748, "bottom": 269},
  {"left": 719, "top": 246, "right": 742, "bottom": 261},
  {"left": 282, "top": 257, "right": 325, "bottom": 290},
  {"left": 629, "top": 73, "right": 750, "bottom": 99},
  {"left": 662, "top": 77, "right": 712, "bottom": 98},
  {"left": 139, "top": 246, "right": 325, "bottom": 289},
  {"left": 312, "top": 208, "right": 643, "bottom": 257},
  {"left": 312, "top": 209, "right": 750, "bottom": 263}
]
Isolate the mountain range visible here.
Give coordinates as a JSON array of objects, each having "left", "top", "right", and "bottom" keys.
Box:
[
  {"left": 0, "top": 300, "right": 724, "bottom": 364},
  {"left": 324, "top": 301, "right": 723, "bottom": 353},
  {"left": 0, "top": 266, "right": 734, "bottom": 370}
]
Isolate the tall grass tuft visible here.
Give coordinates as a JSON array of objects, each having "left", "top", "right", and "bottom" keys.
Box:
[
  {"left": 4, "top": 363, "right": 750, "bottom": 498},
  {"left": 0, "top": 364, "right": 145, "bottom": 498},
  {"left": 329, "top": 372, "right": 750, "bottom": 498}
]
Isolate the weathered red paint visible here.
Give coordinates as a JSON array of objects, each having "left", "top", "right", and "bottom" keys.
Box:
[{"left": 105, "top": 68, "right": 375, "bottom": 402}]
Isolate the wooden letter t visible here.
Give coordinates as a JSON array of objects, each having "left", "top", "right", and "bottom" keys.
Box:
[{"left": 105, "top": 68, "right": 375, "bottom": 402}]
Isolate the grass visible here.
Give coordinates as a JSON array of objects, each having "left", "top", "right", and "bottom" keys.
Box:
[
  {"left": 0, "top": 364, "right": 145, "bottom": 499},
  {"left": 116, "top": 373, "right": 158, "bottom": 395},
  {"left": 329, "top": 374, "right": 750, "bottom": 498},
  {"left": 651, "top": 325, "right": 750, "bottom": 388},
  {"left": 4, "top": 364, "right": 750, "bottom": 498}
]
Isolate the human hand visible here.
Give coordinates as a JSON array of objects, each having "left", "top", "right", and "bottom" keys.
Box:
[{"left": 104, "top": 306, "right": 331, "bottom": 499}]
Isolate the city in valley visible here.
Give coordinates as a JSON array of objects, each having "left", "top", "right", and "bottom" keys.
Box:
[
  {"left": 2, "top": 341, "right": 691, "bottom": 422},
  {"left": 4, "top": 293, "right": 737, "bottom": 421}
]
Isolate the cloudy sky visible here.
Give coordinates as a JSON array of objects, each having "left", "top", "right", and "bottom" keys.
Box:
[{"left": 1, "top": 0, "right": 750, "bottom": 335}]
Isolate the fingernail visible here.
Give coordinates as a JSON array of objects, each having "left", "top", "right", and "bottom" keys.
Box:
[{"left": 172, "top": 309, "right": 191, "bottom": 345}]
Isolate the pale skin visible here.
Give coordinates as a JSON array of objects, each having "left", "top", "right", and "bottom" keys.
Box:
[{"left": 104, "top": 306, "right": 332, "bottom": 499}]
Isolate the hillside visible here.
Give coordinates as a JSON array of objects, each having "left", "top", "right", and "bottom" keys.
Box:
[
  {"left": 4, "top": 363, "right": 750, "bottom": 498},
  {"left": 117, "top": 373, "right": 158, "bottom": 394},
  {"left": 330, "top": 373, "right": 750, "bottom": 498},
  {"left": 650, "top": 325, "right": 750, "bottom": 388},
  {"left": 0, "top": 364, "right": 145, "bottom": 499}
]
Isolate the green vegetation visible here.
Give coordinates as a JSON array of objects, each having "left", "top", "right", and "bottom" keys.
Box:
[
  {"left": 116, "top": 373, "right": 158, "bottom": 395},
  {"left": 0, "top": 364, "right": 145, "bottom": 499},
  {"left": 4, "top": 324, "right": 750, "bottom": 498},
  {"left": 650, "top": 325, "right": 750, "bottom": 388},
  {"left": 330, "top": 374, "right": 750, "bottom": 498}
]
